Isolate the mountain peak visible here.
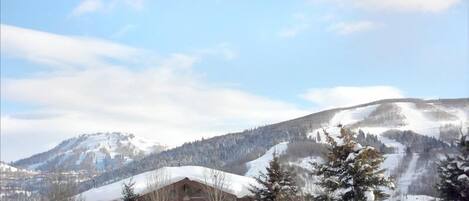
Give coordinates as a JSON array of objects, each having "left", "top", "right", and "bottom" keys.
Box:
[
  {"left": 13, "top": 132, "right": 166, "bottom": 173},
  {"left": 77, "top": 132, "right": 134, "bottom": 139}
]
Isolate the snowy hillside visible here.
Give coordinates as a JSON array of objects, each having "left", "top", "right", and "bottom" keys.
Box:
[
  {"left": 244, "top": 142, "right": 288, "bottom": 177},
  {"left": 74, "top": 98, "right": 468, "bottom": 198},
  {"left": 309, "top": 101, "right": 468, "bottom": 143},
  {"left": 0, "top": 161, "right": 37, "bottom": 174},
  {"left": 0, "top": 162, "right": 20, "bottom": 173},
  {"left": 237, "top": 99, "right": 468, "bottom": 199},
  {"left": 13, "top": 132, "right": 166, "bottom": 173},
  {"left": 79, "top": 166, "right": 258, "bottom": 201},
  {"left": 300, "top": 100, "right": 467, "bottom": 197}
]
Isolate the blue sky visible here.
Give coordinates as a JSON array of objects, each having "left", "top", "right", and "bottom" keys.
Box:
[{"left": 1, "top": 0, "right": 468, "bottom": 161}]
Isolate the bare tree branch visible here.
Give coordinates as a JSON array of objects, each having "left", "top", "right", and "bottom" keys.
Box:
[
  {"left": 202, "top": 168, "right": 235, "bottom": 201},
  {"left": 42, "top": 171, "right": 84, "bottom": 201},
  {"left": 145, "top": 169, "right": 172, "bottom": 201}
]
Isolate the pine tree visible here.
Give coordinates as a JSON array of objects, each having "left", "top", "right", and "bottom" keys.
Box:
[
  {"left": 436, "top": 135, "right": 469, "bottom": 201},
  {"left": 121, "top": 178, "right": 139, "bottom": 201},
  {"left": 250, "top": 153, "right": 299, "bottom": 201},
  {"left": 311, "top": 127, "right": 394, "bottom": 201}
]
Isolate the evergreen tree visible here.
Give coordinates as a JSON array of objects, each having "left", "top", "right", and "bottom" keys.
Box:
[
  {"left": 121, "top": 178, "right": 139, "bottom": 201},
  {"left": 436, "top": 135, "right": 469, "bottom": 201},
  {"left": 250, "top": 153, "right": 299, "bottom": 201},
  {"left": 311, "top": 127, "right": 394, "bottom": 201}
]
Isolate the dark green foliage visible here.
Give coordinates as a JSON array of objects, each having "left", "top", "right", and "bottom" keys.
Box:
[
  {"left": 382, "top": 130, "right": 450, "bottom": 153},
  {"left": 436, "top": 135, "right": 469, "bottom": 201},
  {"left": 121, "top": 178, "right": 139, "bottom": 201},
  {"left": 284, "top": 140, "right": 328, "bottom": 160},
  {"left": 356, "top": 130, "right": 394, "bottom": 154},
  {"left": 250, "top": 153, "right": 299, "bottom": 201},
  {"left": 312, "top": 127, "right": 394, "bottom": 201}
]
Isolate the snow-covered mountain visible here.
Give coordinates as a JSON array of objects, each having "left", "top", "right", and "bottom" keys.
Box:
[
  {"left": 240, "top": 98, "right": 468, "bottom": 199},
  {"left": 7, "top": 98, "right": 466, "bottom": 200},
  {"left": 310, "top": 100, "right": 467, "bottom": 142},
  {"left": 0, "top": 161, "right": 38, "bottom": 175},
  {"left": 80, "top": 98, "right": 467, "bottom": 199},
  {"left": 244, "top": 142, "right": 288, "bottom": 178},
  {"left": 13, "top": 132, "right": 166, "bottom": 173},
  {"left": 1, "top": 162, "right": 20, "bottom": 173}
]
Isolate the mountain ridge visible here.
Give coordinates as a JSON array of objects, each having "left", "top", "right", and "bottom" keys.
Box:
[
  {"left": 78, "top": 97, "right": 468, "bottom": 192},
  {"left": 13, "top": 132, "right": 166, "bottom": 173},
  {"left": 4, "top": 97, "right": 467, "bottom": 200}
]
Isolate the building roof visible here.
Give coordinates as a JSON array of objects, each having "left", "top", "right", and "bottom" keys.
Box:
[{"left": 79, "top": 166, "right": 259, "bottom": 201}]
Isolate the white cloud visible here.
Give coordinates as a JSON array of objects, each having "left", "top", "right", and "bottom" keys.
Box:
[
  {"left": 328, "top": 20, "right": 377, "bottom": 35},
  {"left": 301, "top": 86, "right": 404, "bottom": 109},
  {"left": 71, "top": 0, "right": 103, "bottom": 16},
  {"left": 1, "top": 24, "right": 234, "bottom": 70},
  {"left": 278, "top": 24, "right": 310, "bottom": 38},
  {"left": 1, "top": 67, "right": 306, "bottom": 161},
  {"left": 71, "top": 0, "right": 145, "bottom": 16},
  {"left": 0, "top": 25, "right": 409, "bottom": 162},
  {"left": 111, "top": 24, "right": 137, "bottom": 39},
  {"left": 1, "top": 25, "right": 306, "bottom": 161},
  {"left": 351, "top": 0, "right": 460, "bottom": 13},
  {"left": 278, "top": 13, "right": 312, "bottom": 38},
  {"left": 195, "top": 43, "right": 238, "bottom": 61},
  {"left": 123, "top": 0, "right": 144, "bottom": 9},
  {"left": 313, "top": 0, "right": 461, "bottom": 13},
  {"left": 1, "top": 24, "right": 142, "bottom": 69}
]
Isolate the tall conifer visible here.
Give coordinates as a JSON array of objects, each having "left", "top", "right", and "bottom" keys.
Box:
[
  {"left": 250, "top": 153, "right": 299, "bottom": 201},
  {"left": 312, "top": 127, "right": 394, "bottom": 201}
]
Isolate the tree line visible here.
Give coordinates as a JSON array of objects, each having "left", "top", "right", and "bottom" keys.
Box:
[
  {"left": 40, "top": 126, "right": 469, "bottom": 201},
  {"left": 248, "top": 127, "right": 468, "bottom": 201}
]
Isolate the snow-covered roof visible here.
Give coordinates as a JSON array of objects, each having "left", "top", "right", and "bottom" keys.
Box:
[{"left": 79, "top": 166, "right": 258, "bottom": 201}]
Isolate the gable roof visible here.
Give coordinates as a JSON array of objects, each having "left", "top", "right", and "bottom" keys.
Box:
[{"left": 79, "top": 166, "right": 258, "bottom": 201}]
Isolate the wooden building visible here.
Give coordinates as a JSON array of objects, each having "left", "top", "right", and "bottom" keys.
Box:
[
  {"left": 79, "top": 166, "right": 258, "bottom": 201},
  {"left": 137, "top": 177, "right": 253, "bottom": 201}
]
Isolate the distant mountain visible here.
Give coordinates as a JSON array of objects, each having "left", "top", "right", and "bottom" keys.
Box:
[
  {"left": 13, "top": 132, "right": 166, "bottom": 173},
  {"left": 0, "top": 161, "right": 36, "bottom": 174},
  {"left": 80, "top": 98, "right": 468, "bottom": 199},
  {"left": 1, "top": 161, "right": 20, "bottom": 173},
  {"left": 308, "top": 98, "right": 467, "bottom": 143}
]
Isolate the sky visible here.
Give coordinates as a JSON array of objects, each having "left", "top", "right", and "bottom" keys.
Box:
[{"left": 1, "top": 0, "right": 468, "bottom": 162}]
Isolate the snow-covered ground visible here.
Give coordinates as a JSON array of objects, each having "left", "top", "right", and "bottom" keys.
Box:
[
  {"left": 309, "top": 102, "right": 468, "bottom": 141},
  {"left": 244, "top": 142, "right": 288, "bottom": 178},
  {"left": 0, "top": 162, "right": 19, "bottom": 172},
  {"left": 79, "top": 166, "right": 258, "bottom": 201},
  {"left": 329, "top": 104, "right": 379, "bottom": 126},
  {"left": 64, "top": 132, "right": 161, "bottom": 158},
  {"left": 299, "top": 101, "right": 468, "bottom": 199},
  {"left": 399, "top": 154, "right": 419, "bottom": 195},
  {"left": 289, "top": 156, "right": 323, "bottom": 170},
  {"left": 0, "top": 162, "right": 37, "bottom": 174},
  {"left": 379, "top": 136, "right": 406, "bottom": 178},
  {"left": 396, "top": 103, "right": 440, "bottom": 138},
  {"left": 393, "top": 195, "right": 438, "bottom": 201}
]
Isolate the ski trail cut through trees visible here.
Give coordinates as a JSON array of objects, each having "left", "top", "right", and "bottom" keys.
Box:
[{"left": 399, "top": 153, "right": 419, "bottom": 195}]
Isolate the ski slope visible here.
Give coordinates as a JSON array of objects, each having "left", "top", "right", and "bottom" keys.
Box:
[{"left": 244, "top": 142, "right": 288, "bottom": 178}]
